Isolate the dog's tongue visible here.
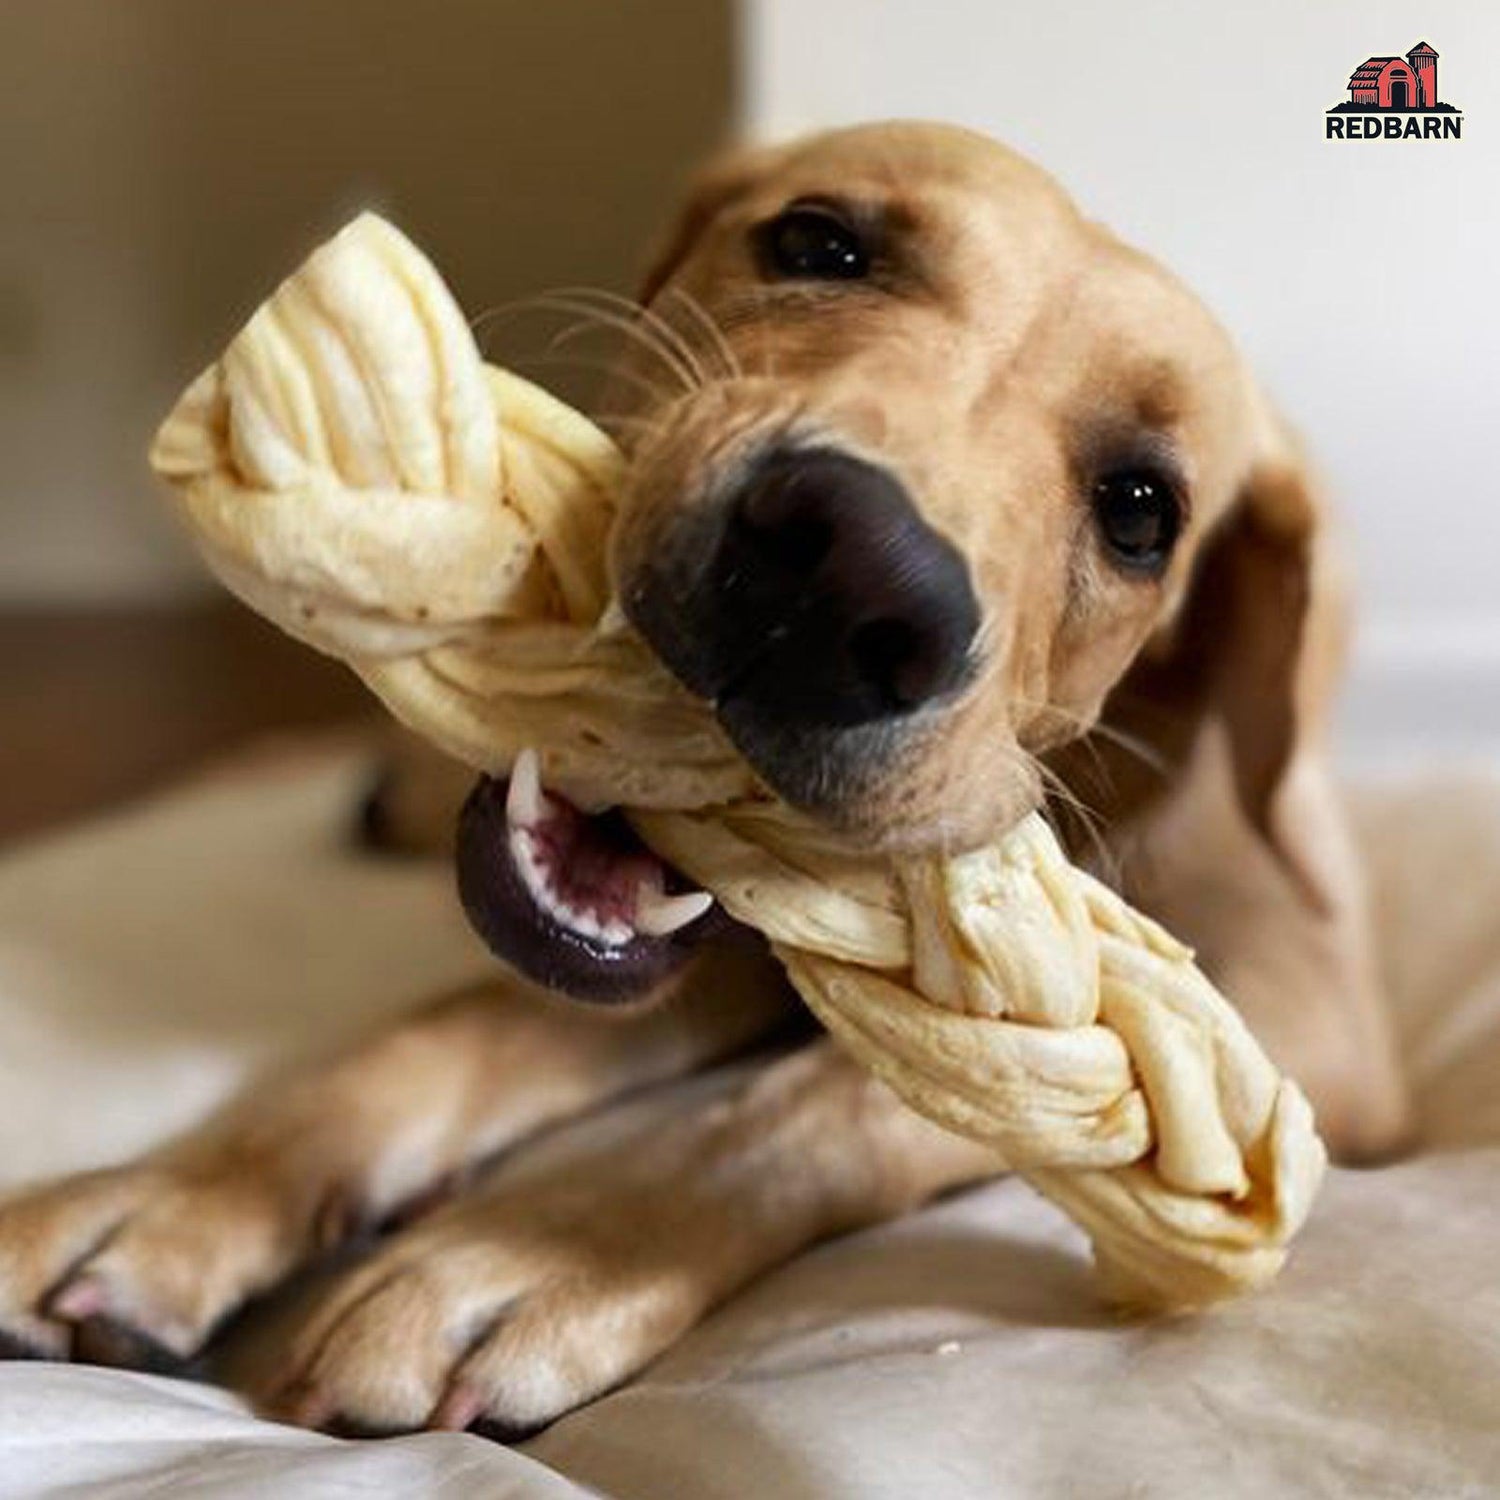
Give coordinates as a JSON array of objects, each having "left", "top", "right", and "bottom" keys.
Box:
[{"left": 456, "top": 752, "right": 716, "bottom": 1003}]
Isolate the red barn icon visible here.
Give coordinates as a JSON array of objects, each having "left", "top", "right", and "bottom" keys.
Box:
[{"left": 1348, "top": 41, "right": 1438, "bottom": 109}]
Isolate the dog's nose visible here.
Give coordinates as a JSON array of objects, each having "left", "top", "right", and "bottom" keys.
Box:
[{"left": 707, "top": 448, "right": 979, "bottom": 728}]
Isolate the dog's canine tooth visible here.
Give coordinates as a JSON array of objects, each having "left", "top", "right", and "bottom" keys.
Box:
[
  {"left": 509, "top": 828, "right": 548, "bottom": 900},
  {"left": 506, "top": 748, "right": 545, "bottom": 828},
  {"left": 635, "top": 888, "right": 714, "bottom": 937}
]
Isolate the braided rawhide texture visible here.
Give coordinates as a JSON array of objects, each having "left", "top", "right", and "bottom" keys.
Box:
[{"left": 150, "top": 215, "right": 1326, "bottom": 1310}]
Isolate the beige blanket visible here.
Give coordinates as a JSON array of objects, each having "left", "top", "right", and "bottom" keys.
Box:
[{"left": 1, "top": 748, "right": 1497, "bottom": 1498}]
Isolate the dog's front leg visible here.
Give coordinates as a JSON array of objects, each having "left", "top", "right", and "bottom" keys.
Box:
[
  {"left": 0, "top": 944, "right": 787, "bottom": 1372},
  {"left": 266, "top": 1037, "right": 1000, "bottom": 1439}
]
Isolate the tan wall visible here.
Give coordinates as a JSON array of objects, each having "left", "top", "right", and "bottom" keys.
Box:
[{"left": 0, "top": 0, "right": 736, "bottom": 600}]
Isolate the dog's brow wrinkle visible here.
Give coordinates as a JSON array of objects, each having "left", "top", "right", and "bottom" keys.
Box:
[
  {"left": 962, "top": 252, "right": 1093, "bottom": 422},
  {"left": 1133, "top": 365, "right": 1187, "bottom": 428}
]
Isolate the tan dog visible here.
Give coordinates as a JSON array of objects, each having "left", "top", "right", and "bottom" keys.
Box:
[{"left": 0, "top": 122, "right": 1410, "bottom": 1440}]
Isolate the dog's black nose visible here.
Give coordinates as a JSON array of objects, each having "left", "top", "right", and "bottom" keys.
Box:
[{"left": 704, "top": 448, "right": 979, "bottom": 728}]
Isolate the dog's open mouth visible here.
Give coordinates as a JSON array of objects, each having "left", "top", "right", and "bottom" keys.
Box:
[{"left": 456, "top": 750, "right": 717, "bottom": 1003}]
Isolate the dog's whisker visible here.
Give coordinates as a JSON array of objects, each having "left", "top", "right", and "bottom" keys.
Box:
[
  {"left": 590, "top": 408, "right": 672, "bottom": 432},
  {"left": 1031, "top": 755, "right": 1099, "bottom": 836},
  {"left": 470, "top": 294, "right": 564, "bottom": 338},
  {"left": 548, "top": 285, "right": 709, "bottom": 380},
  {"left": 1038, "top": 718, "right": 1120, "bottom": 805},
  {"left": 532, "top": 299, "right": 701, "bottom": 395},
  {"left": 1009, "top": 693, "right": 1167, "bottom": 798},
  {"left": 542, "top": 287, "right": 708, "bottom": 392},
  {"left": 1029, "top": 755, "right": 1116, "bottom": 881},
  {"left": 590, "top": 410, "right": 678, "bottom": 449},
  {"left": 487, "top": 291, "right": 699, "bottom": 396},
  {"left": 661, "top": 287, "right": 742, "bottom": 384},
  {"left": 471, "top": 294, "right": 698, "bottom": 400},
  {"left": 1061, "top": 738, "right": 1120, "bottom": 813},
  {"left": 1083, "top": 720, "right": 1170, "bottom": 779},
  {"left": 993, "top": 713, "right": 1114, "bottom": 876}
]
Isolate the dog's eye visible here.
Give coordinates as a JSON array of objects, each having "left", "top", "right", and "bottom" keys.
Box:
[
  {"left": 756, "top": 208, "right": 869, "bottom": 281},
  {"left": 1092, "top": 470, "right": 1181, "bottom": 573}
]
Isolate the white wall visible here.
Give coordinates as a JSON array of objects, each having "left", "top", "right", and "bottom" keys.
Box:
[{"left": 743, "top": 0, "right": 1500, "bottom": 759}]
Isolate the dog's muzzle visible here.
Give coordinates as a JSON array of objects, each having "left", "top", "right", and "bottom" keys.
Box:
[{"left": 625, "top": 443, "right": 981, "bottom": 809}]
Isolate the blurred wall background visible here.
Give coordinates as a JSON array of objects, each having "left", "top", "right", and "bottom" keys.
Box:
[
  {"left": 743, "top": 0, "right": 1500, "bottom": 761},
  {"left": 1, "top": 0, "right": 1495, "bottom": 773},
  {"left": 0, "top": 0, "right": 735, "bottom": 601}
]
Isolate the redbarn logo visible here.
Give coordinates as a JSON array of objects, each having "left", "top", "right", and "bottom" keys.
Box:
[{"left": 1327, "top": 40, "right": 1462, "bottom": 138}]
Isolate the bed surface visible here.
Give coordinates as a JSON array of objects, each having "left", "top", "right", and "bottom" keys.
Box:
[{"left": 2, "top": 747, "right": 1498, "bottom": 1499}]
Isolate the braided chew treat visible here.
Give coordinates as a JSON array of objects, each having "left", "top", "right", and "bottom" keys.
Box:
[{"left": 150, "top": 215, "right": 1326, "bottom": 1310}]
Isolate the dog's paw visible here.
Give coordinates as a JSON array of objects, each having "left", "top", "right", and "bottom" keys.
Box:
[
  {"left": 264, "top": 1162, "right": 731, "bottom": 1440},
  {"left": 0, "top": 1160, "right": 344, "bottom": 1371}
]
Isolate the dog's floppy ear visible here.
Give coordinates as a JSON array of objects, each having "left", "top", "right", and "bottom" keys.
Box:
[
  {"left": 637, "top": 143, "right": 779, "bottom": 305},
  {"left": 1173, "top": 398, "right": 1348, "bottom": 902}
]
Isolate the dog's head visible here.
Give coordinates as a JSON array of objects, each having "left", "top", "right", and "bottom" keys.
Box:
[
  {"left": 459, "top": 121, "right": 1343, "bottom": 1003},
  {"left": 612, "top": 121, "right": 1335, "bottom": 858}
]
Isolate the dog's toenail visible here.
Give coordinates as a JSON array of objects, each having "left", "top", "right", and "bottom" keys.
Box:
[
  {"left": 70, "top": 1315, "right": 189, "bottom": 1376},
  {"left": 469, "top": 1414, "right": 546, "bottom": 1446},
  {"left": 0, "top": 1328, "right": 52, "bottom": 1361},
  {"left": 49, "top": 1275, "right": 107, "bottom": 1322},
  {"left": 429, "top": 1379, "right": 487, "bottom": 1432},
  {"left": 323, "top": 1413, "right": 410, "bottom": 1440}
]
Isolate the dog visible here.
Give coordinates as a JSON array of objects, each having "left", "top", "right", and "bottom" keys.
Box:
[{"left": 0, "top": 121, "right": 1412, "bottom": 1440}]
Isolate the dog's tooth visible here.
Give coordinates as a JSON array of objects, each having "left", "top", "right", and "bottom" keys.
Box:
[
  {"left": 506, "top": 747, "right": 545, "bottom": 828},
  {"left": 597, "top": 596, "right": 631, "bottom": 636},
  {"left": 510, "top": 830, "right": 548, "bottom": 901},
  {"left": 559, "top": 903, "right": 619, "bottom": 946},
  {"left": 635, "top": 888, "right": 714, "bottom": 936}
]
